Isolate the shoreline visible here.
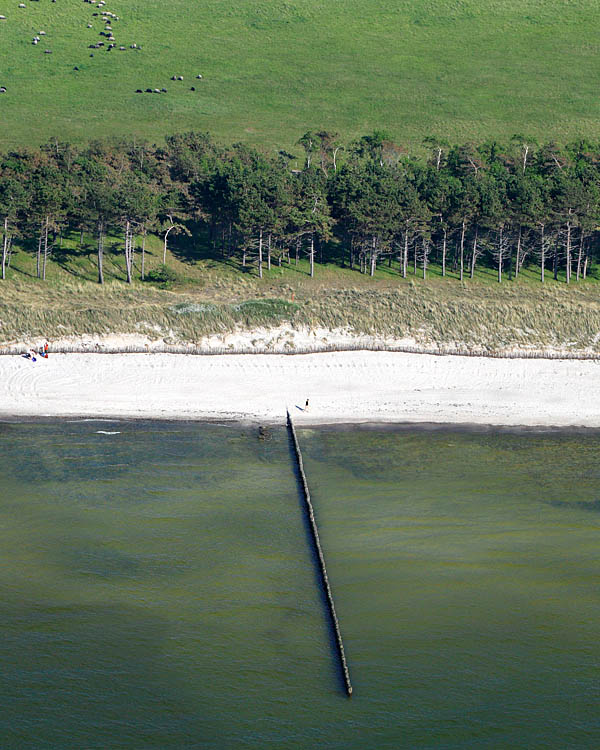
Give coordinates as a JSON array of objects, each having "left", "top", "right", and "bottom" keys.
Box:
[
  {"left": 2, "top": 350, "right": 600, "bottom": 427},
  {"left": 3, "top": 415, "right": 600, "bottom": 434}
]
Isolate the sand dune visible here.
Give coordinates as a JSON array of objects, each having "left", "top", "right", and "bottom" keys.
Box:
[{"left": 1, "top": 351, "right": 599, "bottom": 426}]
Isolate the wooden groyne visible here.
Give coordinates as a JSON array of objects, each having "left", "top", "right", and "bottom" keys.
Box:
[{"left": 286, "top": 410, "right": 353, "bottom": 697}]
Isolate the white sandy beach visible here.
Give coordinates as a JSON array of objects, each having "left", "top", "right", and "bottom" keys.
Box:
[{"left": 1, "top": 350, "right": 599, "bottom": 426}]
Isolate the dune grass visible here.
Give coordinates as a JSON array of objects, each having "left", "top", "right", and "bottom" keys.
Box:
[
  {"left": 4, "top": 234, "right": 600, "bottom": 353},
  {"left": 1, "top": 0, "right": 600, "bottom": 153}
]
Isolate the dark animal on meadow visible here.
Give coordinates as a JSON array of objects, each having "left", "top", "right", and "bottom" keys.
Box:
[
  {"left": 145, "top": 88, "right": 152, "bottom": 92},
  {"left": 73, "top": 66, "right": 79, "bottom": 70},
  {"left": 135, "top": 89, "right": 142, "bottom": 93},
  {"left": 90, "top": 53, "right": 94, "bottom": 56},
  {"left": 161, "top": 88, "right": 167, "bottom": 92},
  {"left": 0, "top": 87, "right": 6, "bottom": 93},
  {"left": 190, "top": 86, "right": 195, "bottom": 91},
  {"left": 196, "top": 74, "right": 202, "bottom": 79},
  {"left": 178, "top": 75, "right": 183, "bottom": 80}
]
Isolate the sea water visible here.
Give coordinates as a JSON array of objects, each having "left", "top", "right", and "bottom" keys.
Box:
[{"left": 1, "top": 421, "right": 599, "bottom": 749}]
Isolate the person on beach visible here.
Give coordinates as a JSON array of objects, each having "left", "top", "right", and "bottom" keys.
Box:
[
  {"left": 43, "top": 341, "right": 49, "bottom": 357},
  {"left": 305, "top": 399, "right": 309, "bottom": 411},
  {"left": 24, "top": 348, "right": 37, "bottom": 362}
]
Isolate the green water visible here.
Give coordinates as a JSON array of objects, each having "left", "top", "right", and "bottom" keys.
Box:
[{"left": 1, "top": 422, "right": 600, "bottom": 749}]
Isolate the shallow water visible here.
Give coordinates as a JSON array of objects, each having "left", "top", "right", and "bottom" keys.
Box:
[{"left": 1, "top": 422, "right": 600, "bottom": 748}]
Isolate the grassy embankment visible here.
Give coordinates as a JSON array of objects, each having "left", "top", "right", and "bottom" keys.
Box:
[
  {"left": 0, "top": 0, "right": 599, "bottom": 152},
  {"left": 3, "top": 233, "right": 600, "bottom": 353}
]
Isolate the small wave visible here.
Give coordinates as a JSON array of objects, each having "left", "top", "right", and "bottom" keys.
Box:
[
  {"left": 67, "top": 418, "right": 124, "bottom": 423},
  {"left": 96, "top": 431, "right": 121, "bottom": 435}
]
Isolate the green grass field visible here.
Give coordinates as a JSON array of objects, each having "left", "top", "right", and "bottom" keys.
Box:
[{"left": 1, "top": 0, "right": 600, "bottom": 153}]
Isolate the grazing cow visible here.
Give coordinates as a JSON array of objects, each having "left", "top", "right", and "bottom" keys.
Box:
[
  {"left": 197, "top": 74, "right": 203, "bottom": 79},
  {"left": 161, "top": 88, "right": 167, "bottom": 92},
  {"left": 191, "top": 86, "right": 195, "bottom": 91},
  {"left": 135, "top": 89, "right": 142, "bottom": 93},
  {"left": 44, "top": 49, "right": 51, "bottom": 53}
]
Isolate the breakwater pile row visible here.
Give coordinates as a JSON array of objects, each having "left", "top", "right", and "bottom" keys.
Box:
[{"left": 286, "top": 410, "right": 353, "bottom": 697}]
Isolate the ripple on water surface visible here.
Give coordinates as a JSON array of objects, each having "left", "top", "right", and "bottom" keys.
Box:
[{"left": 1, "top": 422, "right": 600, "bottom": 748}]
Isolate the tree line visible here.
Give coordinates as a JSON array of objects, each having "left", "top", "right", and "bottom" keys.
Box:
[{"left": 1, "top": 130, "right": 600, "bottom": 284}]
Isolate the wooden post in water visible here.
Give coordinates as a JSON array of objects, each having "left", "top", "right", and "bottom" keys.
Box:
[{"left": 286, "top": 410, "right": 353, "bottom": 697}]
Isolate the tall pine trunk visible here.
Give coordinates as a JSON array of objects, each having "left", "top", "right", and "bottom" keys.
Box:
[
  {"left": 97, "top": 220, "right": 104, "bottom": 284},
  {"left": 565, "top": 214, "right": 572, "bottom": 284},
  {"left": 459, "top": 219, "right": 466, "bottom": 281},
  {"left": 125, "top": 220, "right": 132, "bottom": 284},
  {"left": 258, "top": 229, "right": 263, "bottom": 279},
  {"left": 1, "top": 217, "right": 8, "bottom": 281},
  {"left": 441, "top": 227, "right": 447, "bottom": 277},
  {"left": 576, "top": 230, "right": 584, "bottom": 281},
  {"left": 515, "top": 226, "right": 522, "bottom": 278},
  {"left": 470, "top": 227, "right": 478, "bottom": 279},
  {"left": 37, "top": 227, "right": 42, "bottom": 279},
  {"left": 141, "top": 229, "right": 146, "bottom": 280},
  {"left": 540, "top": 224, "right": 545, "bottom": 283},
  {"left": 370, "top": 236, "right": 376, "bottom": 276},
  {"left": 42, "top": 217, "right": 49, "bottom": 281},
  {"left": 498, "top": 226, "right": 503, "bottom": 283}
]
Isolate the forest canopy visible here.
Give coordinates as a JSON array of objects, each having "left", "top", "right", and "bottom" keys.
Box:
[{"left": 1, "top": 131, "right": 599, "bottom": 286}]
